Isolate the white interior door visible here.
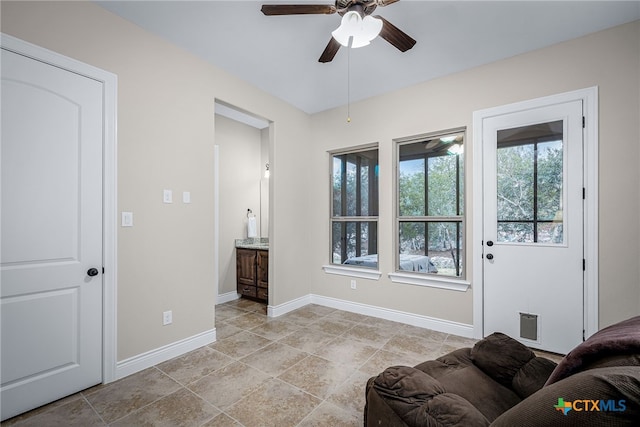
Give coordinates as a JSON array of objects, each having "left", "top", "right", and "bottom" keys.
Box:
[
  {"left": 482, "top": 100, "right": 584, "bottom": 355},
  {"left": 1, "top": 48, "right": 104, "bottom": 420}
]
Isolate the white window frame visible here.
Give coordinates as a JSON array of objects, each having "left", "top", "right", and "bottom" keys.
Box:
[
  {"left": 389, "top": 129, "right": 470, "bottom": 291},
  {"left": 323, "top": 144, "right": 381, "bottom": 280}
]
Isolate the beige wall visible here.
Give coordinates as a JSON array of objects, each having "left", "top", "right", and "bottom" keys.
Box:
[
  {"left": 215, "top": 115, "right": 263, "bottom": 296},
  {"left": 1, "top": 0, "right": 312, "bottom": 360},
  {"left": 2, "top": 0, "right": 638, "bottom": 364},
  {"left": 308, "top": 20, "right": 640, "bottom": 328}
]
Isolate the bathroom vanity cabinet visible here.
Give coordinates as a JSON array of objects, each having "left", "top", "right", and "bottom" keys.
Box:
[{"left": 236, "top": 248, "right": 268, "bottom": 302}]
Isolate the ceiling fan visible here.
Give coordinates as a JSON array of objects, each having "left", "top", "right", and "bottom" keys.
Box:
[{"left": 261, "top": 0, "right": 416, "bottom": 63}]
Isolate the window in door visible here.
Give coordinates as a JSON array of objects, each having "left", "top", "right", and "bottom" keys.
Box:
[
  {"left": 331, "top": 146, "right": 379, "bottom": 268},
  {"left": 397, "top": 130, "right": 465, "bottom": 278},
  {"left": 496, "top": 120, "right": 564, "bottom": 244}
]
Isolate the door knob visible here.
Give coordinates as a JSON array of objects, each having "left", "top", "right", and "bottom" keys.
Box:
[
  {"left": 87, "top": 268, "right": 99, "bottom": 277},
  {"left": 486, "top": 240, "right": 494, "bottom": 247},
  {"left": 486, "top": 254, "right": 494, "bottom": 260}
]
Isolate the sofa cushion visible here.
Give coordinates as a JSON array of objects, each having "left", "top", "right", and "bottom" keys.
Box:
[
  {"left": 415, "top": 348, "right": 522, "bottom": 422},
  {"left": 470, "top": 332, "right": 556, "bottom": 399},
  {"left": 512, "top": 356, "right": 558, "bottom": 399},
  {"left": 471, "top": 332, "right": 536, "bottom": 387}
]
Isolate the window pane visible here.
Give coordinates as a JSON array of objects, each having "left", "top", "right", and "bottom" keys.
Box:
[
  {"left": 399, "top": 221, "right": 463, "bottom": 277},
  {"left": 360, "top": 163, "right": 369, "bottom": 216},
  {"left": 497, "top": 144, "right": 534, "bottom": 222},
  {"left": 497, "top": 222, "right": 533, "bottom": 243},
  {"left": 332, "top": 157, "right": 343, "bottom": 217},
  {"left": 399, "top": 221, "right": 425, "bottom": 255},
  {"left": 332, "top": 149, "right": 378, "bottom": 217},
  {"left": 427, "top": 222, "right": 463, "bottom": 276},
  {"left": 399, "top": 158, "right": 425, "bottom": 216},
  {"left": 332, "top": 221, "right": 378, "bottom": 268},
  {"left": 537, "top": 222, "right": 563, "bottom": 244},
  {"left": 537, "top": 140, "right": 563, "bottom": 221},
  {"left": 428, "top": 155, "right": 459, "bottom": 216},
  {"left": 332, "top": 221, "right": 343, "bottom": 264}
]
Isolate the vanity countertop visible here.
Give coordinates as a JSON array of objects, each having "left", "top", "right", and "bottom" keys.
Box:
[{"left": 235, "top": 238, "right": 269, "bottom": 250}]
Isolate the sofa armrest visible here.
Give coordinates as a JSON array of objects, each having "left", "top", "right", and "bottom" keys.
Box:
[{"left": 491, "top": 366, "right": 640, "bottom": 427}]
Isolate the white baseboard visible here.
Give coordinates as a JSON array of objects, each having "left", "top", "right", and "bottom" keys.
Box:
[
  {"left": 267, "top": 294, "right": 312, "bottom": 317},
  {"left": 216, "top": 291, "right": 240, "bottom": 305},
  {"left": 115, "top": 328, "right": 216, "bottom": 381},
  {"left": 267, "top": 293, "right": 474, "bottom": 338},
  {"left": 310, "top": 295, "right": 474, "bottom": 338}
]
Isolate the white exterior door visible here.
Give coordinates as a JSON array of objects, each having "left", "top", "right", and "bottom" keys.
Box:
[
  {"left": 1, "top": 48, "right": 104, "bottom": 420},
  {"left": 482, "top": 100, "right": 584, "bottom": 355}
]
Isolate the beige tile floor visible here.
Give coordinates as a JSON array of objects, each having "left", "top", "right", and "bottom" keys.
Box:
[{"left": 4, "top": 299, "right": 481, "bottom": 427}]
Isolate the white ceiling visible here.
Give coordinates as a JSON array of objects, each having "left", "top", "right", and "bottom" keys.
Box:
[{"left": 96, "top": 0, "right": 640, "bottom": 114}]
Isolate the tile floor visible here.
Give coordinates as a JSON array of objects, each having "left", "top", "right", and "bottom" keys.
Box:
[{"left": 4, "top": 299, "right": 481, "bottom": 427}]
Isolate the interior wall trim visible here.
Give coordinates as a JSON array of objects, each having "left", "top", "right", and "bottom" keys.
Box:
[
  {"left": 115, "top": 329, "right": 216, "bottom": 380},
  {"left": 217, "top": 291, "right": 240, "bottom": 304}
]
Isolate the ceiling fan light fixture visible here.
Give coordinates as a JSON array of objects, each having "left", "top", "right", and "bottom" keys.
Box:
[{"left": 331, "top": 11, "right": 382, "bottom": 48}]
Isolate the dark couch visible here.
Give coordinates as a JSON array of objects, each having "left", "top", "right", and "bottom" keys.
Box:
[{"left": 365, "top": 316, "right": 640, "bottom": 426}]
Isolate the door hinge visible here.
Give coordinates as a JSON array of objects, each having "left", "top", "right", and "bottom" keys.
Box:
[
  {"left": 583, "top": 329, "right": 586, "bottom": 341},
  {"left": 583, "top": 259, "right": 586, "bottom": 271},
  {"left": 102, "top": 267, "right": 105, "bottom": 274},
  {"left": 582, "top": 188, "right": 586, "bottom": 199},
  {"left": 582, "top": 116, "right": 585, "bottom": 128}
]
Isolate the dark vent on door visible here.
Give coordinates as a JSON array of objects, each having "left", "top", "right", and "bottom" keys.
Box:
[{"left": 520, "top": 313, "right": 538, "bottom": 340}]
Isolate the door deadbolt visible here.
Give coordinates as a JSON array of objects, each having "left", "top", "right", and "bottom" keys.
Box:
[{"left": 87, "top": 268, "right": 99, "bottom": 277}]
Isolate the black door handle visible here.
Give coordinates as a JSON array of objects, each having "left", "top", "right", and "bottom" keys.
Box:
[
  {"left": 486, "top": 240, "right": 494, "bottom": 247},
  {"left": 486, "top": 254, "right": 494, "bottom": 260},
  {"left": 87, "top": 268, "right": 99, "bottom": 277}
]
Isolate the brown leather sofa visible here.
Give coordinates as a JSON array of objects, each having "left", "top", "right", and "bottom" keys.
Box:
[{"left": 365, "top": 316, "right": 640, "bottom": 426}]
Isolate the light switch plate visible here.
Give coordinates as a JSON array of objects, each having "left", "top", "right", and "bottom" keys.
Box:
[
  {"left": 121, "top": 212, "right": 133, "bottom": 227},
  {"left": 163, "top": 189, "right": 172, "bottom": 203},
  {"left": 183, "top": 191, "right": 191, "bottom": 204}
]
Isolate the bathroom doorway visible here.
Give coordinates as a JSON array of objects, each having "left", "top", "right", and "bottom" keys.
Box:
[{"left": 213, "top": 101, "right": 272, "bottom": 306}]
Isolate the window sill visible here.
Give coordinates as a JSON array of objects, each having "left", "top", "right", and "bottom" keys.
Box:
[
  {"left": 388, "top": 272, "right": 470, "bottom": 292},
  {"left": 322, "top": 265, "right": 382, "bottom": 280}
]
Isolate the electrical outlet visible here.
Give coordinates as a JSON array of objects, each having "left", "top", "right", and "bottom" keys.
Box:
[
  {"left": 163, "top": 310, "right": 172, "bottom": 325},
  {"left": 350, "top": 279, "right": 357, "bottom": 290},
  {"left": 163, "top": 189, "right": 173, "bottom": 204}
]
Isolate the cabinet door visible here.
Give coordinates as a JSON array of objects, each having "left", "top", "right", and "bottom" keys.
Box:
[
  {"left": 236, "top": 249, "right": 257, "bottom": 286},
  {"left": 257, "top": 250, "right": 268, "bottom": 289}
]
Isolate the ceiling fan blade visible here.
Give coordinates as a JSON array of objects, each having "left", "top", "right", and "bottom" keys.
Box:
[
  {"left": 375, "top": 15, "right": 416, "bottom": 52},
  {"left": 319, "top": 37, "right": 341, "bottom": 63},
  {"left": 261, "top": 4, "right": 336, "bottom": 15}
]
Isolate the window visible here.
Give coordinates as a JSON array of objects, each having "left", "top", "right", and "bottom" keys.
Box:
[
  {"left": 396, "top": 130, "right": 465, "bottom": 278},
  {"left": 331, "top": 146, "right": 379, "bottom": 269},
  {"left": 496, "top": 121, "right": 563, "bottom": 244}
]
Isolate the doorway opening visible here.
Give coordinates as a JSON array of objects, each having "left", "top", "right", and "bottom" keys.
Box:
[{"left": 213, "top": 100, "right": 273, "bottom": 307}]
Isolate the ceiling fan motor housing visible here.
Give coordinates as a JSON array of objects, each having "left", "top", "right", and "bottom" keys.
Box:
[{"left": 336, "top": 0, "right": 378, "bottom": 16}]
